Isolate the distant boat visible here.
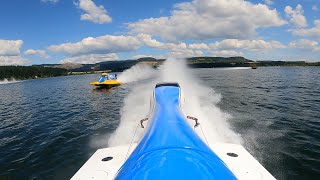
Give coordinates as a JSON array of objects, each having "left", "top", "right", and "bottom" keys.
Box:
[
  {"left": 90, "top": 72, "right": 122, "bottom": 88},
  {"left": 72, "top": 83, "right": 276, "bottom": 180}
]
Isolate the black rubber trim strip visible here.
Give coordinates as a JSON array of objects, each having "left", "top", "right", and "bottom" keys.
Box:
[{"left": 155, "top": 82, "right": 180, "bottom": 88}]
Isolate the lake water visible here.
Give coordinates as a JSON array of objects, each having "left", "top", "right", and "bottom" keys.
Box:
[{"left": 0, "top": 65, "right": 319, "bottom": 179}]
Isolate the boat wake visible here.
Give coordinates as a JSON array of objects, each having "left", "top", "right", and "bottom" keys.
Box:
[
  {"left": 0, "top": 78, "right": 20, "bottom": 85},
  {"left": 77, "top": 58, "right": 276, "bottom": 180},
  {"left": 213, "top": 67, "right": 251, "bottom": 70},
  {"left": 108, "top": 58, "right": 242, "bottom": 146}
]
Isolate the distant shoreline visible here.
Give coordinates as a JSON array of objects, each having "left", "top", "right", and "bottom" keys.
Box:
[
  {"left": 1, "top": 56, "right": 319, "bottom": 80},
  {"left": 1, "top": 65, "right": 318, "bottom": 81}
]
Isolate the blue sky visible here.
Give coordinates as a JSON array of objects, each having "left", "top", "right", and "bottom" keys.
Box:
[{"left": 0, "top": 0, "right": 320, "bottom": 65}]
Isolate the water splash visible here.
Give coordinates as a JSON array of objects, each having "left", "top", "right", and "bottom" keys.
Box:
[
  {"left": 0, "top": 78, "right": 20, "bottom": 85},
  {"left": 108, "top": 58, "right": 242, "bottom": 146},
  {"left": 108, "top": 83, "right": 154, "bottom": 146},
  {"left": 117, "top": 64, "right": 157, "bottom": 83},
  {"left": 162, "top": 58, "right": 242, "bottom": 144}
]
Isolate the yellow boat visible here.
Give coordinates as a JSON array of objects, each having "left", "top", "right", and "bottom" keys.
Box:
[{"left": 90, "top": 73, "right": 122, "bottom": 88}]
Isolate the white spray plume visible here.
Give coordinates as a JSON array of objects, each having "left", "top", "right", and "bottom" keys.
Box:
[
  {"left": 162, "top": 58, "right": 242, "bottom": 144},
  {"left": 108, "top": 58, "right": 242, "bottom": 147},
  {"left": 0, "top": 78, "right": 19, "bottom": 85},
  {"left": 108, "top": 82, "right": 155, "bottom": 146},
  {"left": 117, "top": 64, "right": 157, "bottom": 83}
]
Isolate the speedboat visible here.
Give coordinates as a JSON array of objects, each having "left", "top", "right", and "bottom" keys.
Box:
[
  {"left": 72, "top": 82, "right": 276, "bottom": 179},
  {"left": 90, "top": 73, "right": 122, "bottom": 88}
]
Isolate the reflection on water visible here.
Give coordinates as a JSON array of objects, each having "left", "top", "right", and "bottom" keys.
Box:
[{"left": 92, "top": 87, "right": 118, "bottom": 95}]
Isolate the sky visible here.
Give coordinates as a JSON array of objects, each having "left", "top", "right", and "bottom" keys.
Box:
[{"left": 0, "top": 0, "right": 320, "bottom": 65}]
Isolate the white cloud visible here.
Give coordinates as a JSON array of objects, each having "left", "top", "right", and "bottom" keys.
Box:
[
  {"left": 0, "top": 56, "right": 30, "bottom": 66},
  {"left": 137, "top": 34, "right": 168, "bottom": 49},
  {"left": 0, "top": 40, "right": 23, "bottom": 56},
  {"left": 312, "top": 5, "right": 318, "bottom": 11},
  {"left": 0, "top": 40, "right": 28, "bottom": 65},
  {"left": 59, "top": 53, "right": 118, "bottom": 64},
  {"left": 128, "top": 0, "right": 286, "bottom": 41},
  {"left": 284, "top": 4, "right": 308, "bottom": 28},
  {"left": 46, "top": 33, "right": 288, "bottom": 62},
  {"left": 291, "top": 20, "right": 320, "bottom": 41},
  {"left": 48, "top": 35, "right": 142, "bottom": 55},
  {"left": 209, "top": 39, "right": 285, "bottom": 51},
  {"left": 78, "top": 0, "right": 111, "bottom": 24},
  {"left": 24, "top": 49, "right": 49, "bottom": 59},
  {"left": 168, "top": 49, "right": 204, "bottom": 58},
  {"left": 138, "top": 34, "right": 285, "bottom": 58},
  {"left": 209, "top": 50, "right": 244, "bottom": 57},
  {"left": 288, "top": 39, "right": 320, "bottom": 51},
  {"left": 137, "top": 34, "right": 187, "bottom": 51},
  {"left": 137, "top": 34, "right": 203, "bottom": 58},
  {"left": 188, "top": 43, "right": 209, "bottom": 50},
  {"left": 263, "top": 0, "right": 273, "bottom": 6}
]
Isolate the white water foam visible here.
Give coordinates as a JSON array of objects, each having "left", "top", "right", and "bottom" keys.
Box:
[
  {"left": 0, "top": 78, "right": 20, "bottom": 85},
  {"left": 213, "top": 67, "right": 251, "bottom": 70},
  {"left": 108, "top": 58, "right": 242, "bottom": 147}
]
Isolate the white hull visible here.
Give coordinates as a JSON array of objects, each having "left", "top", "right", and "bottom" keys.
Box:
[{"left": 72, "top": 143, "right": 275, "bottom": 180}]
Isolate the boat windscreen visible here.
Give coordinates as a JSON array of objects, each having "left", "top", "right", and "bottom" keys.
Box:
[{"left": 98, "top": 76, "right": 105, "bottom": 83}]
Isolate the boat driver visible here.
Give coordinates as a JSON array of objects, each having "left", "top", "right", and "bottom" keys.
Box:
[{"left": 99, "top": 73, "right": 108, "bottom": 82}]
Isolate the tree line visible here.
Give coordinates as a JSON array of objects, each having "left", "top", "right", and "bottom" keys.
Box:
[{"left": 0, "top": 66, "right": 68, "bottom": 80}]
